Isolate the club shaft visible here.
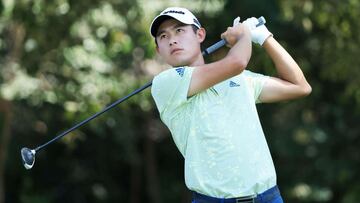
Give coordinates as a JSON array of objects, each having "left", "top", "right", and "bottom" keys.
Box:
[
  {"left": 34, "top": 16, "right": 266, "bottom": 152},
  {"left": 35, "top": 81, "right": 152, "bottom": 152}
]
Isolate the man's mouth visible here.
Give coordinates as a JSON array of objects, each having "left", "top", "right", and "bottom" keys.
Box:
[{"left": 171, "top": 48, "right": 183, "bottom": 55}]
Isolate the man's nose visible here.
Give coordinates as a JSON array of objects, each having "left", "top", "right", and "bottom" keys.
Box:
[{"left": 169, "top": 36, "right": 178, "bottom": 46}]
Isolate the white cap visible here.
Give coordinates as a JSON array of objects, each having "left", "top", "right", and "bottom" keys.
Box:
[{"left": 150, "top": 7, "right": 201, "bottom": 37}]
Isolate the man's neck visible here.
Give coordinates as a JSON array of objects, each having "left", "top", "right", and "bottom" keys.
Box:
[{"left": 188, "top": 53, "right": 205, "bottom": 67}]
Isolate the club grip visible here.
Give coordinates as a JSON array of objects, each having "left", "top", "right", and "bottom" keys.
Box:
[
  {"left": 202, "top": 16, "right": 266, "bottom": 56},
  {"left": 201, "top": 40, "right": 226, "bottom": 56}
]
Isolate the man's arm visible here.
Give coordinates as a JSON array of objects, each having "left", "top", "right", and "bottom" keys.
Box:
[
  {"left": 188, "top": 24, "right": 252, "bottom": 97},
  {"left": 258, "top": 37, "right": 312, "bottom": 103}
]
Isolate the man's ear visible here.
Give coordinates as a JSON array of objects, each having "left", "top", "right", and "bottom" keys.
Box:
[
  {"left": 156, "top": 45, "right": 160, "bottom": 54},
  {"left": 196, "top": 28, "right": 206, "bottom": 43}
]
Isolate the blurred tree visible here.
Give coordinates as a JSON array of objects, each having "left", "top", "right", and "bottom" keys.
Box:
[{"left": 0, "top": 0, "right": 155, "bottom": 202}]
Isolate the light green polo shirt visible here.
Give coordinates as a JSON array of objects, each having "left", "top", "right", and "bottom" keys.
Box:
[{"left": 151, "top": 66, "right": 277, "bottom": 198}]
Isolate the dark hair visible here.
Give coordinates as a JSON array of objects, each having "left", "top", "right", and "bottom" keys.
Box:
[{"left": 154, "top": 25, "right": 199, "bottom": 47}]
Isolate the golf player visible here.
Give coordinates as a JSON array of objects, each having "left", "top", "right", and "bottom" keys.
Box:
[{"left": 150, "top": 7, "right": 311, "bottom": 203}]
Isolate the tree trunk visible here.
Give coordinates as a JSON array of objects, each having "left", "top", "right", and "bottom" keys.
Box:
[
  {"left": 0, "top": 100, "right": 12, "bottom": 203},
  {"left": 181, "top": 187, "right": 192, "bottom": 203},
  {"left": 0, "top": 21, "right": 24, "bottom": 203},
  {"left": 129, "top": 160, "right": 142, "bottom": 203},
  {"left": 144, "top": 116, "right": 161, "bottom": 203}
]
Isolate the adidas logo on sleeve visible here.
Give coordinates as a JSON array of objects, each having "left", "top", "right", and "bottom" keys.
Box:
[{"left": 229, "top": 81, "right": 240, "bottom": 87}]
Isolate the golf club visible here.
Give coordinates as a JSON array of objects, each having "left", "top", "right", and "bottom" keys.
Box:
[{"left": 21, "top": 16, "right": 266, "bottom": 170}]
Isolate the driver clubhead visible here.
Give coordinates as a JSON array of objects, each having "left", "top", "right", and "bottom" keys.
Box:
[{"left": 21, "top": 147, "right": 36, "bottom": 170}]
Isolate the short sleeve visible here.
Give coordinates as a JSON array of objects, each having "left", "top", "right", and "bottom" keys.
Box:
[
  {"left": 151, "top": 67, "right": 194, "bottom": 117},
  {"left": 244, "top": 70, "right": 269, "bottom": 103}
]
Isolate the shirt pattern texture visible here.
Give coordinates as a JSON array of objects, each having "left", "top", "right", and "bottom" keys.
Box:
[{"left": 151, "top": 67, "right": 276, "bottom": 198}]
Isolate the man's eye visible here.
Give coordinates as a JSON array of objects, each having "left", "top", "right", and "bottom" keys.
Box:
[
  {"left": 160, "top": 34, "right": 167, "bottom": 39},
  {"left": 176, "top": 28, "right": 184, "bottom": 33}
]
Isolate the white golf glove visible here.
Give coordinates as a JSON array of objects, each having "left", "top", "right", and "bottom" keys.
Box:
[{"left": 242, "top": 17, "right": 273, "bottom": 46}]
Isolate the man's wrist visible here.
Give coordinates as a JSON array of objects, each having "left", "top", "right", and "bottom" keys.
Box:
[{"left": 259, "top": 33, "right": 273, "bottom": 46}]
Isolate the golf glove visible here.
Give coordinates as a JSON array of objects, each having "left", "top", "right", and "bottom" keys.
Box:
[{"left": 242, "top": 17, "right": 273, "bottom": 46}]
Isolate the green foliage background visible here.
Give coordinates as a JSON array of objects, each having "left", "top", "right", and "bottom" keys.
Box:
[{"left": 1, "top": 0, "right": 359, "bottom": 202}]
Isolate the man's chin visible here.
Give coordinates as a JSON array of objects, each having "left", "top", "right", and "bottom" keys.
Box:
[{"left": 169, "top": 61, "right": 189, "bottom": 67}]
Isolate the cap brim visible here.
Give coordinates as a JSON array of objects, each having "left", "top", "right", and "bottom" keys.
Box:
[{"left": 150, "top": 15, "right": 174, "bottom": 37}]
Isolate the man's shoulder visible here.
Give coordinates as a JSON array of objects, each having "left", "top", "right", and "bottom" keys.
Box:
[
  {"left": 151, "top": 66, "right": 194, "bottom": 96},
  {"left": 242, "top": 69, "right": 257, "bottom": 77},
  {"left": 156, "top": 66, "right": 189, "bottom": 76},
  {"left": 154, "top": 66, "right": 193, "bottom": 83},
  {"left": 240, "top": 70, "right": 269, "bottom": 83}
]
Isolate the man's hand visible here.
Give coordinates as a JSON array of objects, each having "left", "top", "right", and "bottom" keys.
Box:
[
  {"left": 220, "top": 23, "right": 250, "bottom": 47},
  {"left": 243, "top": 17, "right": 273, "bottom": 46}
]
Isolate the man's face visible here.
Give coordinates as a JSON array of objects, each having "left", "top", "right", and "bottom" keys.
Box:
[{"left": 155, "top": 19, "right": 204, "bottom": 67}]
